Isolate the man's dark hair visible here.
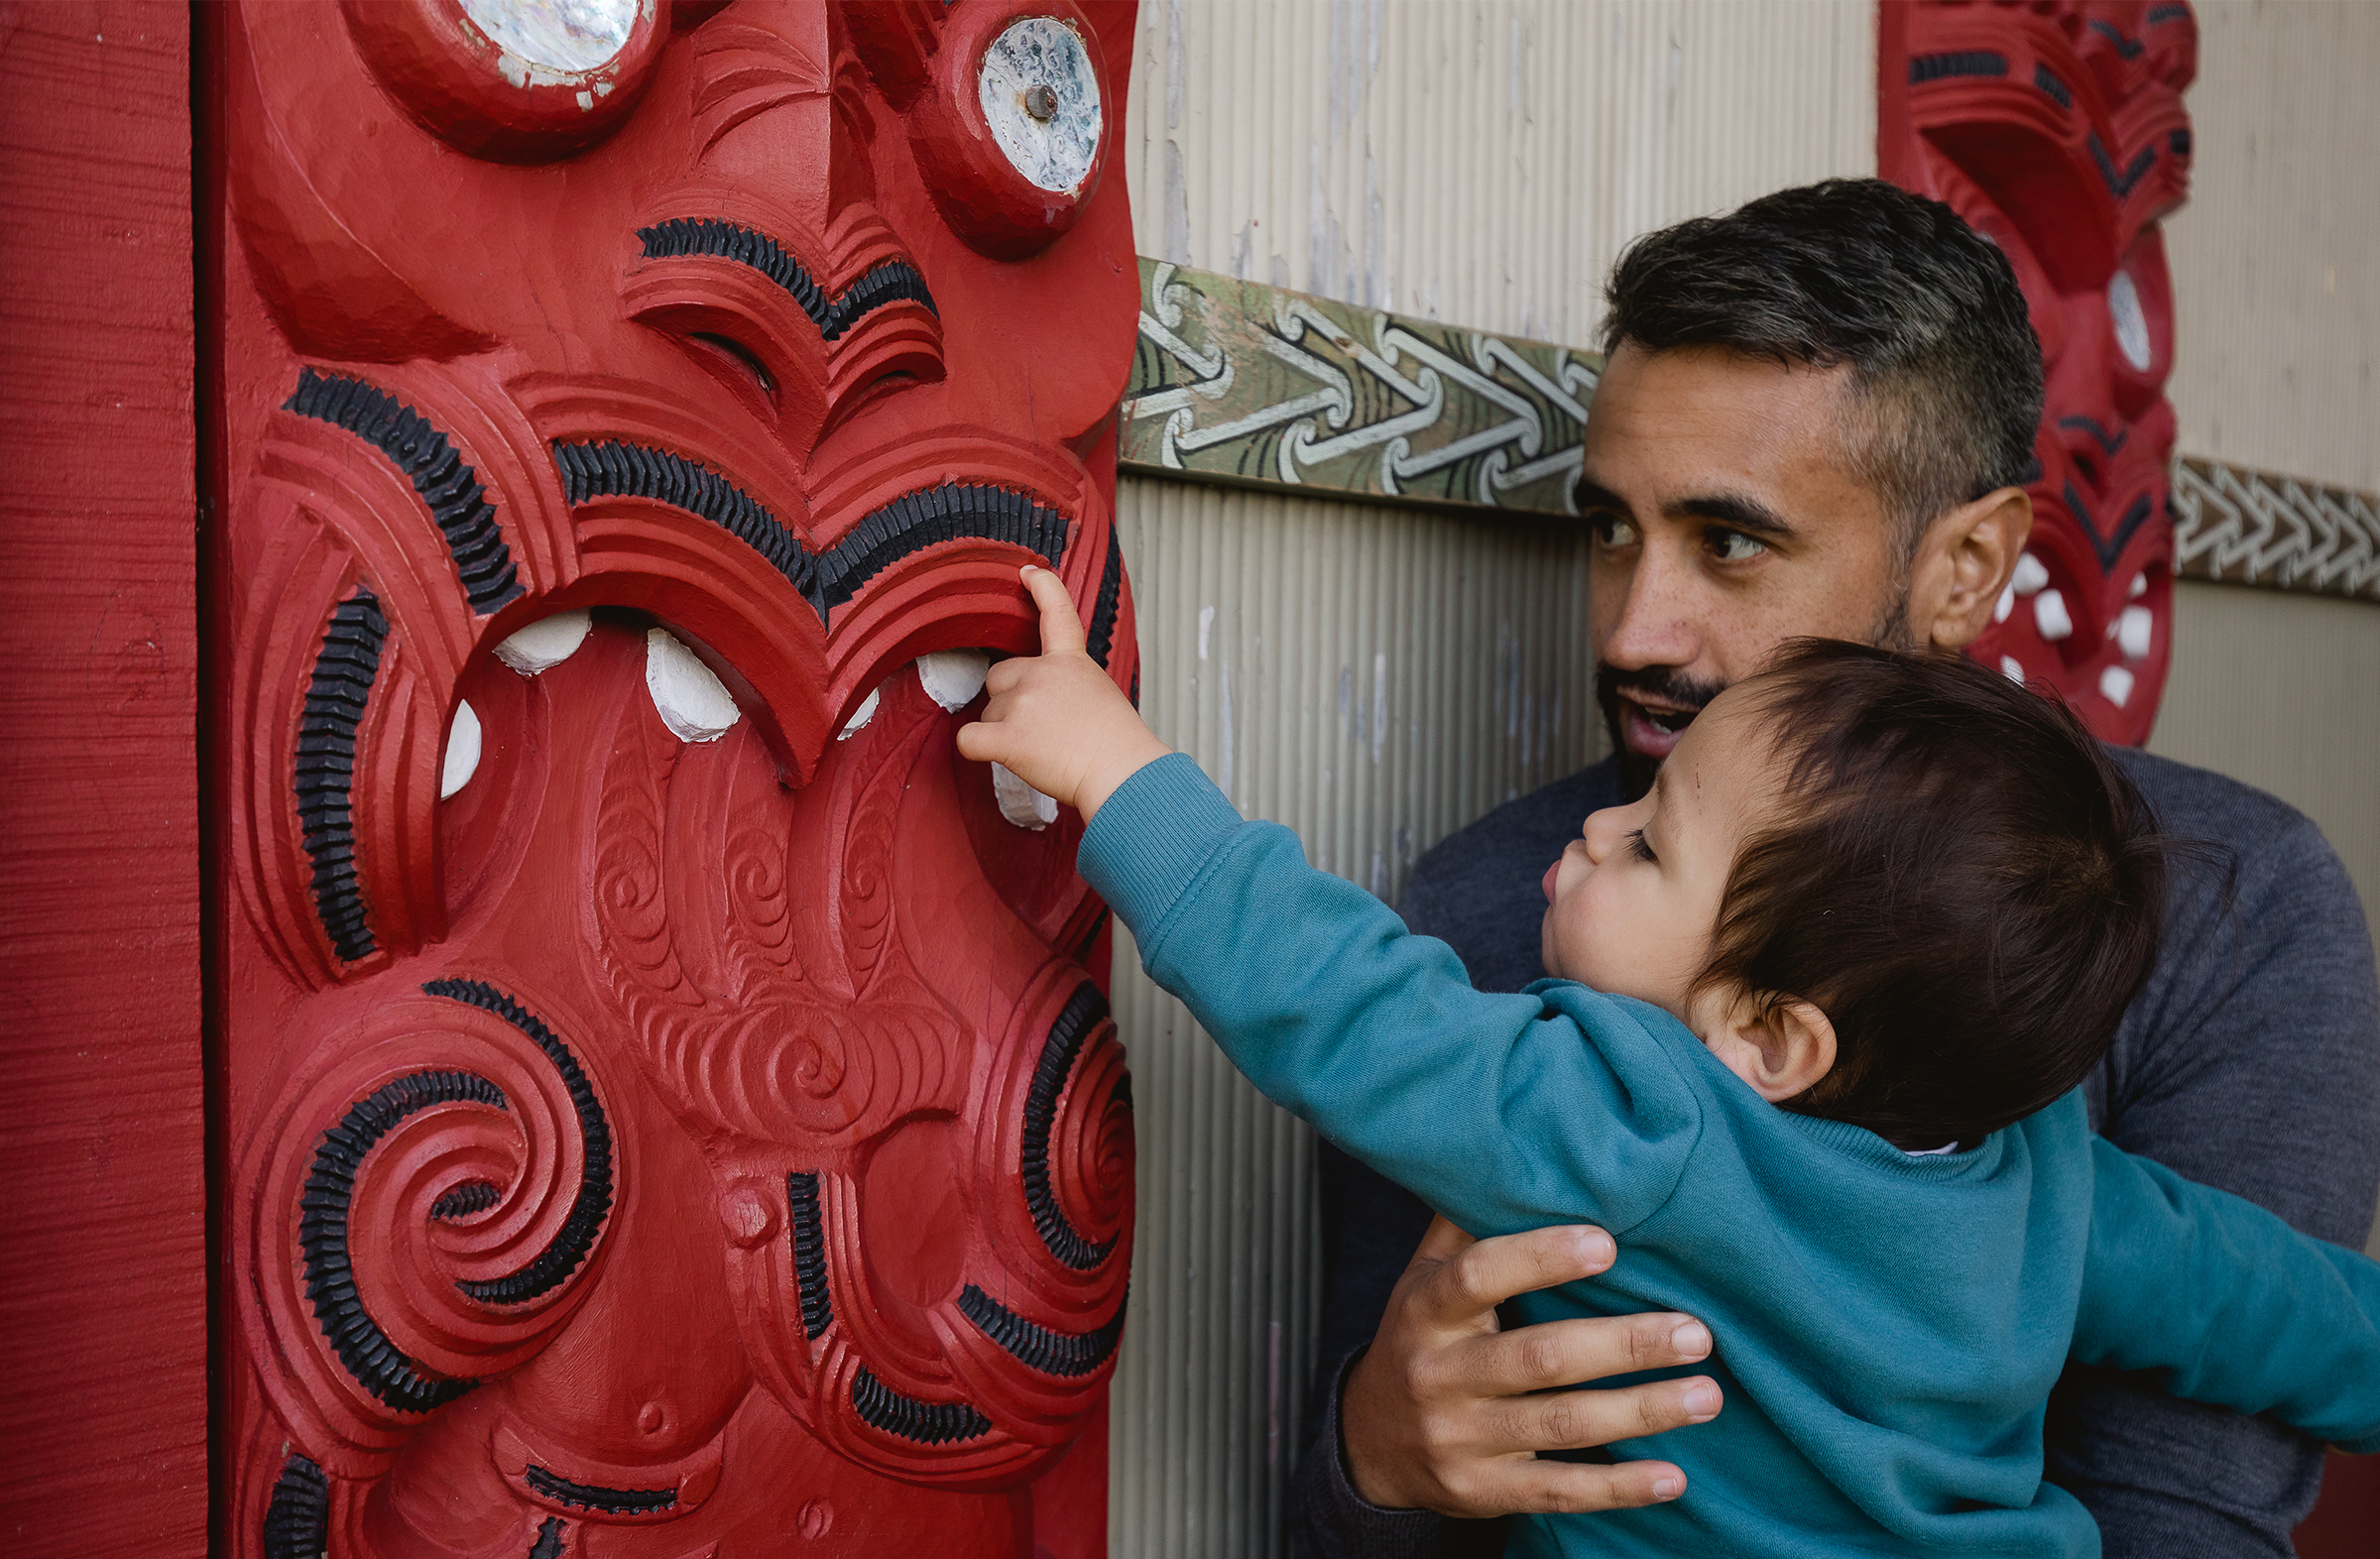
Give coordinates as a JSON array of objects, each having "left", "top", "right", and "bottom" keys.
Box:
[
  {"left": 1699, "top": 641, "right": 2194, "bottom": 1149},
  {"left": 1602, "top": 179, "right": 2044, "bottom": 549}
]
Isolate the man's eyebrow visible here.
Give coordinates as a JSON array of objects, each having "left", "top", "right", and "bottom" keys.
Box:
[
  {"left": 1666, "top": 491, "right": 1797, "bottom": 540},
  {"left": 1574, "top": 476, "right": 1630, "bottom": 513}
]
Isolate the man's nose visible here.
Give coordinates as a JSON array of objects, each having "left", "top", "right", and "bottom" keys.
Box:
[{"left": 1598, "top": 545, "right": 1701, "bottom": 670}]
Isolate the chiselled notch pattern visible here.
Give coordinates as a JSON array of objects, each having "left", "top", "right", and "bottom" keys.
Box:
[
  {"left": 958, "top": 1284, "right": 1126, "bottom": 1379},
  {"left": 284, "top": 369, "right": 524, "bottom": 613},
  {"left": 1018, "top": 984, "right": 1118, "bottom": 1271},
  {"left": 524, "top": 1464, "right": 678, "bottom": 1515},
  {"left": 851, "top": 1366, "right": 992, "bottom": 1446},
  {"left": 262, "top": 1455, "right": 330, "bottom": 1559},
  {"left": 300, "top": 1069, "right": 506, "bottom": 1412},
  {"left": 552, "top": 439, "right": 819, "bottom": 601},
  {"left": 297, "top": 588, "right": 388, "bottom": 962},
  {"left": 787, "top": 1170, "right": 833, "bottom": 1339},
  {"left": 421, "top": 980, "right": 615, "bottom": 1304},
  {"left": 1084, "top": 533, "right": 1125, "bottom": 667},
  {"left": 638, "top": 218, "right": 938, "bottom": 341},
  {"left": 815, "top": 483, "right": 1069, "bottom": 612},
  {"left": 430, "top": 1179, "right": 502, "bottom": 1221}
]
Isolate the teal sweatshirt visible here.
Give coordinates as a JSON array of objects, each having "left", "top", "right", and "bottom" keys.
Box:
[{"left": 1081, "top": 756, "right": 2380, "bottom": 1559}]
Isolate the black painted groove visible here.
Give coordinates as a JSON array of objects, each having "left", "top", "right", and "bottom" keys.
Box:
[
  {"left": 2085, "top": 18, "right": 2146, "bottom": 59},
  {"left": 527, "top": 1516, "right": 565, "bottom": 1559},
  {"left": 2034, "top": 64, "right": 2073, "bottom": 110},
  {"left": 524, "top": 1464, "right": 677, "bottom": 1515},
  {"left": 2168, "top": 128, "right": 2192, "bottom": 158},
  {"left": 1018, "top": 984, "right": 1120, "bottom": 1270},
  {"left": 1907, "top": 50, "right": 2007, "bottom": 84},
  {"left": 787, "top": 1169, "right": 833, "bottom": 1339},
  {"left": 285, "top": 368, "right": 523, "bottom": 613},
  {"left": 814, "top": 483, "right": 1070, "bottom": 613},
  {"left": 2146, "top": 2, "right": 2191, "bottom": 23},
  {"left": 552, "top": 439, "right": 818, "bottom": 604},
  {"left": 2088, "top": 132, "right": 2158, "bottom": 199},
  {"left": 421, "top": 980, "right": 615, "bottom": 1304},
  {"left": 1084, "top": 532, "right": 1125, "bottom": 668},
  {"left": 637, "top": 218, "right": 938, "bottom": 341},
  {"left": 958, "top": 1284, "right": 1126, "bottom": 1378},
  {"left": 850, "top": 1365, "right": 992, "bottom": 1445},
  {"left": 298, "top": 588, "right": 389, "bottom": 962},
  {"left": 300, "top": 1069, "right": 506, "bottom": 1412},
  {"left": 2063, "top": 481, "right": 2156, "bottom": 572},
  {"left": 2058, "top": 416, "right": 2130, "bottom": 456},
  {"left": 262, "top": 1454, "right": 330, "bottom": 1559},
  {"left": 431, "top": 1179, "right": 502, "bottom": 1221}
]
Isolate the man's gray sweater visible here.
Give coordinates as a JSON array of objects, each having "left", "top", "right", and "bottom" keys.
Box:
[{"left": 1295, "top": 748, "right": 2380, "bottom": 1559}]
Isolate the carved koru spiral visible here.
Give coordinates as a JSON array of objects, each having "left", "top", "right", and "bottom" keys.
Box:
[
  {"left": 1883, "top": 0, "right": 2198, "bottom": 744},
  {"left": 220, "top": 3, "right": 1141, "bottom": 1554}
]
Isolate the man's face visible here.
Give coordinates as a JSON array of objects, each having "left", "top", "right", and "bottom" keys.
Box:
[{"left": 1582, "top": 343, "right": 1907, "bottom": 794}]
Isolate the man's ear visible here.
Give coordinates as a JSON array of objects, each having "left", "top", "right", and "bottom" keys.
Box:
[
  {"left": 1704, "top": 995, "right": 1838, "bottom": 1104},
  {"left": 1910, "top": 486, "right": 2034, "bottom": 653}
]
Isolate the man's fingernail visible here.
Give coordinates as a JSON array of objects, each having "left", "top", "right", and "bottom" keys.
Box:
[
  {"left": 1652, "top": 1474, "right": 1685, "bottom": 1499},
  {"left": 1670, "top": 1321, "right": 1710, "bottom": 1358},
  {"left": 1682, "top": 1382, "right": 1720, "bottom": 1421},
  {"left": 1576, "top": 1229, "right": 1615, "bottom": 1265}
]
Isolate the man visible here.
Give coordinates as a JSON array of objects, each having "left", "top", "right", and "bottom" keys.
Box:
[{"left": 1294, "top": 180, "right": 2380, "bottom": 1558}]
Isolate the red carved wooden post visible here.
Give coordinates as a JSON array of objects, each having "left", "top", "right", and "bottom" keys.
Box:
[
  {"left": 1880, "top": 0, "right": 2197, "bottom": 744},
  {"left": 207, "top": 4, "right": 1139, "bottom": 1554}
]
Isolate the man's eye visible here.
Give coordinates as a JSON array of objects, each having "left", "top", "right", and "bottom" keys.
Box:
[
  {"left": 1590, "top": 513, "right": 1640, "bottom": 547},
  {"left": 1707, "top": 528, "right": 1767, "bottom": 563},
  {"left": 1626, "top": 829, "right": 1657, "bottom": 864}
]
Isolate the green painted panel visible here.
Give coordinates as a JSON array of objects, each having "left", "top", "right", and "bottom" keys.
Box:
[{"left": 1121, "top": 259, "right": 1602, "bottom": 518}]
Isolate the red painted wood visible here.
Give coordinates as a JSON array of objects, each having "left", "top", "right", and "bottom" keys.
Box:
[
  {"left": 0, "top": 3, "right": 206, "bottom": 1556},
  {"left": 2298, "top": 1450, "right": 2380, "bottom": 1559},
  {"left": 206, "top": 5, "right": 1138, "bottom": 1554},
  {"left": 1879, "top": 0, "right": 2196, "bottom": 746}
]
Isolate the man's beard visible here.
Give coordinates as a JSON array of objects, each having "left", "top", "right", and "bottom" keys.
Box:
[{"left": 1597, "top": 588, "right": 1916, "bottom": 799}]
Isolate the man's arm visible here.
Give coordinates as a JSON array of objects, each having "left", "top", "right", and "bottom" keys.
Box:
[{"left": 2061, "top": 756, "right": 2380, "bottom": 1555}]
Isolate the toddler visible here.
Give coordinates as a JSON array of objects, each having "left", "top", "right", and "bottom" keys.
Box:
[{"left": 959, "top": 567, "right": 2380, "bottom": 1559}]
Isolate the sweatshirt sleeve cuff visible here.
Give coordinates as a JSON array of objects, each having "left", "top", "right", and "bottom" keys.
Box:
[{"left": 1077, "top": 753, "right": 1248, "bottom": 940}]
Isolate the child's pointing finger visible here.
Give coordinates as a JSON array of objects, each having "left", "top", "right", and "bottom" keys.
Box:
[{"left": 1020, "top": 564, "right": 1088, "bottom": 658}]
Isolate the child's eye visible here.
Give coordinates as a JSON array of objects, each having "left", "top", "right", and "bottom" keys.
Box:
[{"left": 1626, "top": 829, "right": 1657, "bottom": 864}]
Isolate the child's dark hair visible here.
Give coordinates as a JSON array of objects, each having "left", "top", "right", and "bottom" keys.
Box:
[{"left": 1701, "top": 640, "right": 2189, "bottom": 1149}]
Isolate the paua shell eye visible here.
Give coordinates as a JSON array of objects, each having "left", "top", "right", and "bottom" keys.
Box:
[
  {"left": 340, "top": 0, "right": 667, "bottom": 164},
  {"left": 909, "top": 4, "right": 1113, "bottom": 260}
]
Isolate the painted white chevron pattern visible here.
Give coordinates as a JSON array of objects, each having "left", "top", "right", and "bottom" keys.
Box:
[{"left": 2171, "top": 456, "right": 2380, "bottom": 601}]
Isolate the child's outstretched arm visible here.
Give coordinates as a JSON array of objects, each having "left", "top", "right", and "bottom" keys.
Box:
[{"left": 956, "top": 566, "right": 1174, "bottom": 821}]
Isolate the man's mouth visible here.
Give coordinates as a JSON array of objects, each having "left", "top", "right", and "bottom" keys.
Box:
[{"left": 1619, "top": 695, "right": 1699, "bottom": 759}]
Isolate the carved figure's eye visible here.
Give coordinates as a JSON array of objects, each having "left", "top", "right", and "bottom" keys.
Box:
[
  {"left": 976, "top": 17, "right": 1103, "bottom": 195},
  {"left": 2106, "top": 269, "right": 2153, "bottom": 373},
  {"left": 341, "top": 0, "right": 665, "bottom": 165}
]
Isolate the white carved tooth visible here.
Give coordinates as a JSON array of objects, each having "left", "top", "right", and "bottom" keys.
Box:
[
  {"left": 645, "top": 628, "right": 741, "bottom": 743},
  {"left": 917, "top": 649, "right": 992, "bottom": 712},
  {"left": 2033, "top": 588, "right": 2073, "bottom": 642},
  {"left": 2099, "top": 664, "right": 2135, "bottom": 708},
  {"left": 1993, "top": 582, "right": 2015, "bottom": 624},
  {"left": 2000, "top": 656, "right": 2026, "bottom": 683},
  {"left": 2012, "top": 551, "right": 2051, "bottom": 596},
  {"left": 838, "top": 686, "right": 881, "bottom": 741},
  {"left": 993, "top": 762, "right": 1059, "bottom": 830},
  {"left": 2118, "top": 604, "right": 2155, "bottom": 660},
  {"left": 495, "top": 610, "right": 593, "bottom": 674},
  {"left": 441, "top": 699, "right": 483, "bottom": 799},
  {"left": 2129, "top": 571, "right": 2149, "bottom": 599}
]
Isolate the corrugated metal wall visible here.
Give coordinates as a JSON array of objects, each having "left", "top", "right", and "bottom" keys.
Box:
[
  {"left": 2163, "top": 0, "right": 2380, "bottom": 494},
  {"left": 1108, "top": 6, "right": 1876, "bottom": 1553}
]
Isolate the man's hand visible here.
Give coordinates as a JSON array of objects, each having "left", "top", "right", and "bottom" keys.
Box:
[
  {"left": 1342, "top": 1216, "right": 1721, "bottom": 1516},
  {"left": 956, "top": 565, "right": 1173, "bottom": 820}
]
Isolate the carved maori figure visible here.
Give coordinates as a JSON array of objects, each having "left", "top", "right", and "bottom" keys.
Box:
[
  {"left": 214, "top": 4, "right": 1138, "bottom": 1554},
  {"left": 1882, "top": 0, "right": 2198, "bottom": 744}
]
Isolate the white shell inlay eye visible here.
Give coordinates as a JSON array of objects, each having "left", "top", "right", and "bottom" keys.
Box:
[
  {"left": 441, "top": 699, "right": 483, "bottom": 799},
  {"left": 2107, "top": 270, "right": 2153, "bottom": 373},
  {"left": 2118, "top": 604, "right": 2155, "bottom": 660},
  {"left": 992, "top": 763, "right": 1059, "bottom": 830},
  {"left": 2012, "top": 551, "right": 2051, "bottom": 596},
  {"left": 458, "top": 0, "right": 637, "bottom": 74},
  {"left": 645, "top": 628, "right": 741, "bottom": 743},
  {"left": 917, "top": 650, "right": 992, "bottom": 711},
  {"left": 2099, "top": 664, "right": 2136, "bottom": 707},
  {"left": 2034, "top": 588, "right": 2073, "bottom": 642},
  {"left": 978, "top": 17, "right": 1103, "bottom": 194},
  {"left": 495, "top": 610, "right": 593, "bottom": 674},
  {"left": 838, "top": 686, "right": 882, "bottom": 741}
]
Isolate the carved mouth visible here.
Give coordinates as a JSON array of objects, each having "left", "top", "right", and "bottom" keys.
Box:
[{"left": 637, "top": 217, "right": 937, "bottom": 343}]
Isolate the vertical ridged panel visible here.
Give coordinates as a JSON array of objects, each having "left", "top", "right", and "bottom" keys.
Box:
[
  {"left": 2164, "top": 1, "right": 2380, "bottom": 494},
  {"left": 1127, "top": 0, "right": 1876, "bottom": 344},
  {"left": 1105, "top": 475, "right": 1597, "bottom": 1556}
]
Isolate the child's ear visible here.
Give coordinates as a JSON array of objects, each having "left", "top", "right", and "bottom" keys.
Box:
[{"left": 1703, "top": 994, "right": 1838, "bottom": 1103}]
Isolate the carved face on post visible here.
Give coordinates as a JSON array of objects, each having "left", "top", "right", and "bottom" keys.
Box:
[{"left": 215, "top": 4, "right": 1138, "bottom": 1554}]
